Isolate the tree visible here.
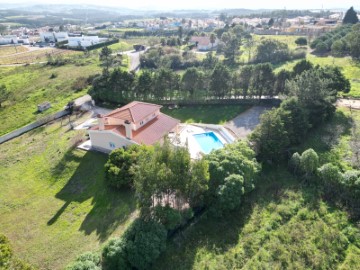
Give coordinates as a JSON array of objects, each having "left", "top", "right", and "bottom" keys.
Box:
[
  {"left": 279, "top": 97, "right": 310, "bottom": 145},
  {"left": 210, "top": 33, "right": 216, "bottom": 49},
  {"left": 286, "top": 68, "right": 337, "bottom": 125},
  {"left": 249, "top": 63, "right": 275, "bottom": 98},
  {"left": 0, "top": 24, "right": 7, "bottom": 35},
  {"left": 274, "top": 69, "right": 291, "bottom": 95},
  {"left": 254, "top": 39, "right": 290, "bottom": 64},
  {"left": 104, "top": 145, "right": 151, "bottom": 189},
  {"left": 268, "top": 18, "right": 274, "bottom": 27},
  {"left": 343, "top": 7, "right": 359, "bottom": 24},
  {"left": 315, "top": 41, "right": 328, "bottom": 54},
  {"left": 213, "top": 174, "right": 245, "bottom": 216},
  {"left": 125, "top": 219, "right": 167, "bottom": 270},
  {"left": 178, "top": 26, "right": 183, "bottom": 39},
  {"left": 244, "top": 35, "right": 256, "bottom": 62},
  {"left": 331, "top": 39, "right": 348, "bottom": 56},
  {"left": 346, "top": 24, "right": 360, "bottom": 59},
  {"left": 289, "top": 152, "right": 301, "bottom": 174},
  {"left": 0, "top": 84, "right": 10, "bottom": 108},
  {"left": 99, "top": 46, "right": 113, "bottom": 72},
  {"left": 135, "top": 70, "right": 153, "bottom": 100},
  {"left": 206, "top": 141, "right": 260, "bottom": 203},
  {"left": 202, "top": 52, "right": 218, "bottom": 69},
  {"left": 250, "top": 108, "right": 290, "bottom": 162},
  {"left": 210, "top": 64, "right": 232, "bottom": 98},
  {"left": 300, "top": 149, "right": 319, "bottom": 179},
  {"left": 292, "top": 59, "right": 313, "bottom": 77},
  {"left": 295, "top": 37, "right": 307, "bottom": 46},
  {"left": 181, "top": 67, "right": 204, "bottom": 99}
]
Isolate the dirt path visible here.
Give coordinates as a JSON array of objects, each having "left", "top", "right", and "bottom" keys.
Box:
[{"left": 337, "top": 98, "right": 360, "bottom": 110}]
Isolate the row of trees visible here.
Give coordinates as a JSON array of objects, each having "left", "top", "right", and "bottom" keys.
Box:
[
  {"left": 311, "top": 23, "right": 360, "bottom": 58},
  {"left": 90, "top": 58, "right": 349, "bottom": 105}
]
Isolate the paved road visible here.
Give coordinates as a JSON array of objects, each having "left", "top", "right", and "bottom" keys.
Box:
[{"left": 225, "top": 106, "right": 271, "bottom": 139}]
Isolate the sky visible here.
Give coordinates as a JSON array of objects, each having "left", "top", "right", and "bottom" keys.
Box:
[{"left": 0, "top": 0, "right": 359, "bottom": 10}]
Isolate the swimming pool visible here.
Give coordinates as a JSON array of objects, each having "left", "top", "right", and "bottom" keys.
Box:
[{"left": 193, "top": 132, "right": 224, "bottom": 154}]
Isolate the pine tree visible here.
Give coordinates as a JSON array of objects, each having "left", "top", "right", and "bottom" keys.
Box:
[{"left": 343, "top": 7, "right": 359, "bottom": 24}]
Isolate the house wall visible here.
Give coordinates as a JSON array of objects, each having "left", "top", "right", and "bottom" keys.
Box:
[{"left": 88, "top": 130, "right": 136, "bottom": 153}]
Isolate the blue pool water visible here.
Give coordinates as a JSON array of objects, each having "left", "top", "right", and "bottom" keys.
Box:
[{"left": 193, "top": 132, "right": 224, "bottom": 154}]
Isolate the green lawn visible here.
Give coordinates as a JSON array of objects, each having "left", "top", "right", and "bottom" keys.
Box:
[
  {"left": 161, "top": 104, "right": 250, "bottom": 125},
  {"left": 0, "top": 59, "right": 101, "bottom": 136},
  {"left": 0, "top": 117, "right": 137, "bottom": 269},
  {"left": 153, "top": 107, "right": 360, "bottom": 270}
]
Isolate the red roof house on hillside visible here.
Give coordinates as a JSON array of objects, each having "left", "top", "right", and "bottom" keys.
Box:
[{"left": 88, "top": 101, "right": 180, "bottom": 153}]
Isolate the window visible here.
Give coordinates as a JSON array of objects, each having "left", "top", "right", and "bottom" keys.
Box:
[
  {"left": 140, "top": 121, "right": 144, "bottom": 125},
  {"left": 109, "top": 142, "right": 115, "bottom": 148}
]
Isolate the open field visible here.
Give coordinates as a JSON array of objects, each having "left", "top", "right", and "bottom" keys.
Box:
[
  {"left": 0, "top": 48, "right": 79, "bottom": 65},
  {"left": 0, "top": 59, "right": 101, "bottom": 136},
  {"left": 162, "top": 104, "right": 250, "bottom": 125},
  {"left": 0, "top": 116, "right": 137, "bottom": 269},
  {"left": 154, "top": 108, "right": 360, "bottom": 270},
  {"left": 254, "top": 34, "right": 305, "bottom": 50},
  {"left": 259, "top": 34, "right": 360, "bottom": 98},
  {"left": 0, "top": 45, "right": 29, "bottom": 56}
]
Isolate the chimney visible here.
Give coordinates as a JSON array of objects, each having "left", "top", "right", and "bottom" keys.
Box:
[
  {"left": 124, "top": 120, "right": 132, "bottom": 139},
  {"left": 98, "top": 114, "right": 105, "bottom": 130}
]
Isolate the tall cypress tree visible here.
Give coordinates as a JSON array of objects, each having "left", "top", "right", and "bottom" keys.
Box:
[{"left": 343, "top": 7, "right": 359, "bottom": 24}]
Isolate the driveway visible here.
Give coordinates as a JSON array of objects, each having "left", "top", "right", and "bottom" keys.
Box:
[{"left": 225, "top": 106, "right": 271, "bottom": 139}]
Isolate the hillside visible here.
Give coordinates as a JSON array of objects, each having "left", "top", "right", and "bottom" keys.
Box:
[{"left": 153, "top": 108, "right": 360, "bottom": 269}]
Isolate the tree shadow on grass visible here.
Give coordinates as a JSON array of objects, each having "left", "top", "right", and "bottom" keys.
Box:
[{"left": 47, "top": 150, "right": 136, "bottom": 242}]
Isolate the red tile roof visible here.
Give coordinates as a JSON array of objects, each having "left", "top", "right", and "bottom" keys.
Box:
[
  {"left": 105, "top": 101, "right": 162, "bottom": 123},
  {"left": 190, "top": 36, "right": 213, "bottom": 46},
  {"left": 91, "top": 113, "right": 180, "bottom": 145}
]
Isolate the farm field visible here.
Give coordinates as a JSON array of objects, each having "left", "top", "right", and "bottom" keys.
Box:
[
  {"left": 162, "top": 104, "right": 250, "bottom": 124},
  {"left": 153, "top": 108, "right": 360, "bottom": 270},
  {"left": 0, "top": 116, "right": 137, "bottom": 269},
  {"left": 0, "top": 45, "right": 29, "bottom": 56}
]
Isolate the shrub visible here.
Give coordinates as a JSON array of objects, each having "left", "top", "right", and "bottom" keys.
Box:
[
  {"left": 289, "top": 152, "right": 301, "bottom": 174},
  {"left": 300, "top": 149, "right": 319, "bottom": 179},
  {"left": 102, "top": 238, "right": 129, "bottom": 270},
  {"left": 295, "top": 37, "right": 307, "bottom": 46},
  {"left": 72, "top": 77, "right": 89, "bottom": 92},
  {"left": 105, "top": 145, "right": 151, "bottom": 189},
  {"left": 66, "top": 252, "right": 101, "bottom": 270},
  {"left": 213, "top": 174, "right": 245, "bottom": 216},
  {"left": 153, "top": 205, "right": 183, "bottom": 230}
]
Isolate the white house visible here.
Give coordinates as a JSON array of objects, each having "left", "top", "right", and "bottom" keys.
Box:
[
  {"left": 0, "top": 35, "right": 18, "bottom": 45},
  {"left": 68, "top": 36, "right": 104, "bottom": 48},
  {"left": 40, "top": 32, "right": 56, "bottom": 43},
  {"left": 190, "top": 36, "right": 219, "bottom": 51},
  {"left": 88, "top": 101, "right": 180, "bottom": 153}
]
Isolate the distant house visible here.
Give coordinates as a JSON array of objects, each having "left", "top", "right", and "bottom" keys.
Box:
[
  {"left": 88, "top": 101, "right": 180, "bottom": 153},
  {"left": 37, "top": 102, "right": 51, "bottom": 112},
  {"left": 67, "top": 36, "right": 107, "bottom": 49},
  {"left": 40, "top": 32, "right": 69, "bottom": 43},
  {"left": 189, "top": 36, "right": 218, "bottom": 51},
  {"left": 0, "top": 35, "right": 18, "bottom": 45}
]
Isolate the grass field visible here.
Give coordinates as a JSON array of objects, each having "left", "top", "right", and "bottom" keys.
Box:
[
  {"left": 162, "top": 104, "right": 250, "bottom": 124},
  {"left": 258, "top": 34, "right": 360, "bottom": 98},
  {"left": 0, "top": 116, "right": 137, "bottom": 269},
  {"left": 0, "top": 48, "right": 78, "bottom": 65},
  {"left": 0, "top": 45, "right": 29, "bottom": 56},
  {"left": 0, "top": 57, "right": 102, "bottom": 136},
  {"left": 153, "top": 107, "right": 360, "bottom": 270}
]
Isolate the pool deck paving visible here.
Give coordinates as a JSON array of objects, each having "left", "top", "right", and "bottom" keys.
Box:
[{"left": 225, "top": 106, "right": 272, "bottom": 139}]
